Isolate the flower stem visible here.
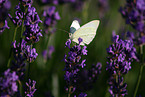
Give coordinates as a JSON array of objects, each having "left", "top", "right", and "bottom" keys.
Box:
[
  {"left": 18, "top": 80, "right": 23, "bottom": 96},
  {"left": 13, "top": 26, "right": 18, "bottom": 42},
  {"left": 133, "top": 45, "right": 144, "bottom": 97},
  {"left": 21, "top": 20, "right": 24, "bottom": 38},
  {"left": 27, "top": 62, "right": 31, "bottom": 79},
  {"left": 7, "top": 26, "right": 18, "bottom": 67},
  {"left": 68, "top": 86, "right": 71, "bottom": 97}
]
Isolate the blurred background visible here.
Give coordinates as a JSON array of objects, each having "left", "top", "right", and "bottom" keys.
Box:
[{"left": 0, "top": 0, "right": 144, "bottom": 97}]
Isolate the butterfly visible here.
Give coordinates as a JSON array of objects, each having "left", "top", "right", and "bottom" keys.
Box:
[{"left": 69, "top": 20, "right": 100, "bottom": 45}]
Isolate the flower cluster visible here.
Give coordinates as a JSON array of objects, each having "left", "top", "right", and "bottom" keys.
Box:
[
  {"left": 106, "top": 33, "right": 137, "bottom": 96},
  {"left": 42, "top": 46, "right": 55, "bottom": 61},
  {"left": 24, "top": 7, "right": 42, "bottom": 43},
  {"left": 25, "top": 79, "right": 37, "bottom": 97},
  {"left": 43, "top": 6, "right": 60, "bottom": 34},
  {"left": 0, "top": 0, "right": 10, "bottom": 33},
  {"left": 12, "top": 39, "right": 38, "bottom": 64},
  {"left": 107, "top": 34, "right": 137, "bottom": 75},
  {"left": 75, "top": 63, "right": 102, "bottom": 93},
  {"left": 64, "top": 38, "right": 88, "bottom": 96},
  {"left": 8, "top": 3, "right": 24, "bottom": 26},
  {"left": 11, "top": 39, "right": 38, "bottom": 80},
  {"left": 120, "top": 0, "right": 145, "bottom": 45},
  {"left": 126, "top": 31, "right": 145, "bottom": 46},
  {"left": 0, "top": 69, "right": 18, "bottom": 96},
  {"left": 108, "top": 76, "right": 127, "bottom": 96}
]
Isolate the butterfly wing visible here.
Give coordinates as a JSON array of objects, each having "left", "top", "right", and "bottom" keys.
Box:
[
  {"left": 70, "top": 20, "right": 80, "bottom": 34},
  {"left": 71, "top": 20, "right": 100, "bottom": 45}
]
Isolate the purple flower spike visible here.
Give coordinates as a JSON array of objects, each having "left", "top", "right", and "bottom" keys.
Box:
[
  {"left": 106, "top": 33, "right": 137, "bottom": 75},
  {"left": 24, "top": 7, "right": 42, "bottom": 43},
  {"left": 25, "top": 45, "right": 38, "bottom": 63},
  {"left": 25, "top": 79, "right": 37, "bottom": 97},
  {"left": 43, "top": 6, "right": 60, "bottom": 34},
  {"left": 106, "top": 33, "right": 137, "bottom": 96},
  {"left": 64, "top": 38, "right": 88, "bottom": 96},
  {"left": 0, "top": 69, "right": 18, "bottom": 96},
  {"left": 8, "top": 3, "right": 24, "bottom": 26},
  {"left": 120, "top": 0, "right": 145, "bottom": 45},
  {"left": 42, "top": 46, "right": 55, "bottom": 61},
  {"left": 11, "top": 39, "right": 27, "bottom": 80},
  {"left": 108, "top": 76, "right": 127, "bottom": 97}
]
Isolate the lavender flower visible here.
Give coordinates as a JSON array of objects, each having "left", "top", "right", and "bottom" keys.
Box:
[
  {"left": 0, "top": 69, "right": 18, "bottom": 96},
  {"left": 120, "top": 0, "right": 145, "bottom": 45},
  {"left": 25, "top": 45, "right": 38, "bottom": 63},
  {"left": 42, "top": 46, "right": 55, "bottom": 60},
  {"left": 43, "top": 6, "right": 60, "bottom": 34},
  {"left": 11, "top": 39, "right": 27, "bottom": 80},
  {"left": 75, "top": 63, "right": 102, "bottom": 93},
  {"left": 64, "top": 38, "right": 88, "bottom": 96},
  {"left": 88, "top": 62, "right": 102, "bottom": 81},
  {"left": 8, "top": 3, "right": 24, "bottom": 26},
  {"left": 11, "top": 39, "right": 38, "bottom": 80},
  {"left": 108, "top": 76, "right": 127, "bottom": 97},
  {"left": 8, "top": 0, "right": 32, "bottom": 26},
  {"left": 24, "top": 7, "right": 42, "bottom": 43},
  {"left": 25, "top": 79, "right": 37, "bottom": 97},
  {"left": 106, "top": 34, "right": 137, "bottom": 75},
  {"left": 106, "top": 33, "right": 137, "bottom": 96},
  {"left": 0, "top": 0, "right": 10, "bottom": 33},
  {"left": 12, "top": 39, "right": 38, "bottom": 63}
]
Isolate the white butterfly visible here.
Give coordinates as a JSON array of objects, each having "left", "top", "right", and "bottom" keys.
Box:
[{"left": 69, "top": 20, "right": 100, "bottom": 45}]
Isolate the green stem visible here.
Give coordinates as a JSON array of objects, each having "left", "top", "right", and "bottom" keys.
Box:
[
  {"left": 116, "top": 74, "right": 118, "bottom": 97},
  {"left": 7, "top": 26, "right": 18, "bottom": 67},
  {"left": 68, "top": 86, "right": 71, "bottom": 97},
  {"left": 27, "top": 62, "right": 31, "bottom": 79},
  {"left": 18, "top": 80, "right": 23, "bottom": 96},
  {"left": 13, "top": 26, "right": 18, "bottom": 42},
  {"left": 21, "top": 20, "right": 24, "bottom": 38},
  {"left": 133, "top": 45, "right": 144, "bottom": 97}
]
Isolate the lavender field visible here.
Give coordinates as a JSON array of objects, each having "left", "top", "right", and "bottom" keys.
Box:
[{"left": 0, "top": 0, "right": 145, "bottom": 97}]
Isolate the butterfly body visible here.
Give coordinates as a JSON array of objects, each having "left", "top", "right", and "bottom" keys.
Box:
[{"left": 69, "top": 20, "right": 100, "bottom": 45}]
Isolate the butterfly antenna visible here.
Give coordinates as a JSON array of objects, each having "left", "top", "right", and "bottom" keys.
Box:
[{"left": 55, "top": 28, "right": 69, "bottom": 33}]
